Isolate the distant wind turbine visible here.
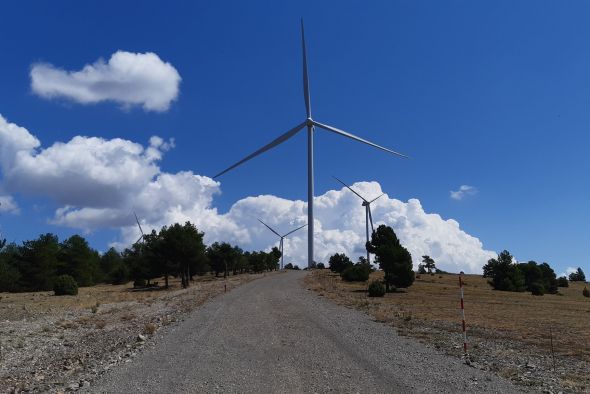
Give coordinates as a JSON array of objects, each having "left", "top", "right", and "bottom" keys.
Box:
[
  {"left": 214, "top": 19, "right": 408, "bottom": 267},
  {"left": 133, "top": 212, "right": 146, "bottom": 246},
  {"left": 258, "top": 219, "right": 307, "bottom": 269},
  {"left": 333, "top": 176, "right": 384, "bottom": 264}
]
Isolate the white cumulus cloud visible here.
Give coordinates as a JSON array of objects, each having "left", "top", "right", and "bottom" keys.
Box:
[
  {"left": 0, "top": 114, "right": 495, "bottom": 274},
  {"left": 30, "top": 51, "right": 181, "bottom": 112},
  {"left": 450, "top": 185, "right": 477, "bottom": 201}
]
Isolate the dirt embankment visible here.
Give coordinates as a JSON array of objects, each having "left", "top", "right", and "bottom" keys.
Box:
[
  {"left": 0, "top": 272, "right": 268, "bottom": 393},
  {"left": 305, "top": 270, "right": 590, "bottom": 393}
]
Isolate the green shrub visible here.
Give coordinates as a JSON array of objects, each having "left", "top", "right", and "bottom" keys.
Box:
[
  {"left": 368, "top": 280, "right": 385, "bottom": 297},
  {"left": 583, "top": 287, "right": 590, "bottom": 298},
  {"left": 53, "top": 275, "right": 78, "bottom": 296},
  {"left": 293, "top": 265, "right": 301, "bottom": 270},
  {"left": 341, "top": 264, "right": 370, "bottom": 282},
  {"left": 316, "top": 262, "right": 325, "bottom": 269},
  {"left": 557, "top": 276, "right": 569, "bottom": 287},
  {"left": 530, "top": 282, "right": 545, "bottom": 296}
]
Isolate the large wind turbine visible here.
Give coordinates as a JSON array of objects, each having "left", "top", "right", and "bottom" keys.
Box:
[
  {"left": 214, "top": 20, "right": 408, "bottom": 267},
  {"left": 258, "top": 219, "right": 307, "bottom": 269},
  {"left": 333, "top": 176, "right": 384, "bottom": 264}
]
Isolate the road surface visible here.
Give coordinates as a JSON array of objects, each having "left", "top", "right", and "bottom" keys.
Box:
[{"left": 90, "top": 271, "right": 520, "bottom": 393}]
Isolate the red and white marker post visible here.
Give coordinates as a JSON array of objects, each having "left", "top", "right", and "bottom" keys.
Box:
[{"left": 459, "top": 272, "right": 468, "bottom": 359}]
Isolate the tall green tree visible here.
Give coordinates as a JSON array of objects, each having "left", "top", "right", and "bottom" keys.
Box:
[
  {"left": 58, "top": 235, "right": 101, "bottom": 286},
  {"left": 569, "top": 267, "right": 586, "bottom": 282},
  {"left": 265, "top": 247, "right": 281, "bottom": 271},
  {"left": 517, "top": 261, "right": 558, "bottom": 295},
  {"left": 158, "top": 222, "right": 207, "bottom": 288},
  {"left": 483, "top": 250, "right": 526, "bottom": 292},
  {"left": 19, "top": 233, "right": 60, "bottom": 291},
  {"left": 328, "top": 253, "right": 352, "bottom": 273},
  {"left": 367, "top": 225, "right": 414, "bottom": 291},
  {"left": 207, "top": 242, "right": 239, "bottom": 278},
  {"left": 0, "top": 243, "right": 21, "bottom": 292},
  {"left": 100, "top": 247, "right": 128, "bottom": 284}
]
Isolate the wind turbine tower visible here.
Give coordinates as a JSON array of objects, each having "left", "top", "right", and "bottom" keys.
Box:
[
  {"left": 258, "top": 219, "right": 307, "bottom": 269},
  {"left": 214, "top": 20, "right": 408, "bottom": 268},
  {"left": 333, "top": 176, "right": 384, "bottom": 264}
]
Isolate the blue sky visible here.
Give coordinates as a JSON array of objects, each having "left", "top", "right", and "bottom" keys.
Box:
[{"left": 0, "top": 1, "right": 589, "bottom": 275}]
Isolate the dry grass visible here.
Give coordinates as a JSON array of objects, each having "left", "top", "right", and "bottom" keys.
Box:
[
  {"left": 307, "top": 270, "right": 590, "bottom": 362},
  {"left": 0, "top": 274, "right": 250, "bottom": 321}
]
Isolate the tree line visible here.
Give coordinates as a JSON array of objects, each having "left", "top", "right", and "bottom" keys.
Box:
[
  {"left": 483, "top": 250, "right": 586, "bottom": 295},
  {"left": 0, "top": 221, "right": 281, "bottom": 293}
]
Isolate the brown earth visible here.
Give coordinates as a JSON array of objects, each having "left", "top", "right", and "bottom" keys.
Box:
[
  {"left": 0, "top": 272, "right": 270, "bottom": 393},
  {"left": 305, "top": 270, "right": 590, "bottom": 393}
]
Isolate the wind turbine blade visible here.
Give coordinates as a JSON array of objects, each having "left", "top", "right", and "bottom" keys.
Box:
[
  {"left": 313, "top": 121, "right": 409, "bottom": 158},
  {"left": 134, "top": 212, "right": 145, "bottom": 236},
  {"left": 332, "top": 176, "right": 368, "bottom": 202},
  {"left": 369, "top": 193, "right": 385, "bottom": 204},
  {"left": 258, "top": 219, "right": 281, "bottom": 237},
  {"left": 214, "top": 122, "right": 306, "bottom": 178},
  {"left": 284, "top": 223, "right": 307, "bottom": 237},
  {"left": 301, "top": 19, "right": 311, "bottom": 118},
  {"left": 368, "top": 206, "right": 374, "bottom": 233}
]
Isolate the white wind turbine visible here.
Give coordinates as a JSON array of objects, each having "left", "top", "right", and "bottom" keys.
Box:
[
  {"left": 333, "top": 176, "right": 384, "bottom": 264},
  {"left": 214, "top": 20, "right": 408, "bottom": 268},
  {"left": 258, "top": 219, "right": 307, "bottom": 269},
  {"left": 133, "top": 212, "right": 146, "bottom": 246}
]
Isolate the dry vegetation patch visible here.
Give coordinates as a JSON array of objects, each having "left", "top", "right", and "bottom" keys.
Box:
[
  {"left": 306, "top": 270, "right": 590, "bottom": 392},
  {"left": 0, "top": 272, "right": 268, "bottom": 392}
]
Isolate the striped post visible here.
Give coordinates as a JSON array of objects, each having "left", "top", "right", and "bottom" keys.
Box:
[{"left": 459, "top": 272, "right": 468, "bottom": 356}]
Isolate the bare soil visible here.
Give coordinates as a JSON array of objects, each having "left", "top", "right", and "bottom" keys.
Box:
[
  {"left": 305, "top": 270, "right": 590, "bottom": 393},
  {"left": 0, "top": 272, "right": 267, "bottom": 393}
]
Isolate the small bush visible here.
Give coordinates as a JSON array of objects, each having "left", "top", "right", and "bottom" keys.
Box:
[
  {"left": 293, "top": 265, "right": 301, "bottom": 270},
  {"left": 316, "top": 262, "right": 325, "bottom": 269},
  {"left": 53, "top": 275, "right": 78, "bottom": 296},
  {"left": 583, "top": 287, "right": 590, "bottom": 298},
  {"left": 530, "top": 282, "right": 545, "bottom": 296},
  {"left": 557, "top": 276, "right": 569, "bottom": 287},
  {"left": 133, "top": 278, "right": 146, "bottom": 288},
  {"left": 284, "top": 263, "right": 294, "bottom": 270},
  {"left": 368, "top": 281, "right": 386, "bottom": 297},
  {"left": 341, "top": 264, "right": 370, "bottom": 282}
]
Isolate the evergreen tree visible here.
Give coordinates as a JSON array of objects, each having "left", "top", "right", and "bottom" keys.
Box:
[
  {"left": 58, "top": 235, "right": 101, "bottom": 287},
  {"left": 19, "top": 233, "right": 60, "bottom": 291},
  {"left": 569, "top": 267, "right": 586, "bottom": 282},
  {"left": 367, "top": 225, "right": 414, "bottom": 291},
  {"left": 482, "top": 250, "right": 526, "bottom": 292},
  {"left": 328, "top": 253, "right": 353, "bottom": 273}
]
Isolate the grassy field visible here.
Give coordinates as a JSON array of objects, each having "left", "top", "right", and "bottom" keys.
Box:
[{"left": 306, "top": 270, "right": 590, "bottom": 391}]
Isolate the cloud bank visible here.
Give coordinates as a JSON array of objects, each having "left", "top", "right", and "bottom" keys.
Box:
[
  {"left": 0, "top": 114, "right": 495, "bottom": 273},
  {"left": 30, "top": 51, "right": 181, "bottom": 112}
]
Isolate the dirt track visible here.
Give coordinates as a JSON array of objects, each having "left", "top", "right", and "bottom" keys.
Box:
[{"left": 90, "top": 271, "right": 521, "bottom": 393}]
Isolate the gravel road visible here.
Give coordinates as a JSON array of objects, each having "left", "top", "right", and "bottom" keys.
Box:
[{"left": 89, "top": 271, "right": 521, "bottom": 393}]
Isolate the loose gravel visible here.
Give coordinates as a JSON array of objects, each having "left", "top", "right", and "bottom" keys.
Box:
[{"left": 89, "top": 271, "right": 523, "bottom": 393}]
